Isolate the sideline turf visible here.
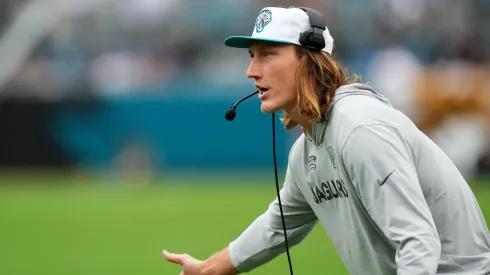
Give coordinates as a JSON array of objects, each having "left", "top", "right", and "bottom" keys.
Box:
[{"left": 1, "top": 175, "right": 489, "bottom": 275}]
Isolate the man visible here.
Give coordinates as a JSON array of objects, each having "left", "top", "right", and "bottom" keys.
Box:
[{"left": 163, "top": 6, "right": 490, "bottom": 275}]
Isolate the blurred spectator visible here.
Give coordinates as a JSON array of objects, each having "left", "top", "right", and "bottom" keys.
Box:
[{"left": 365, "top": 45, "right": 423, "bottom": 120}]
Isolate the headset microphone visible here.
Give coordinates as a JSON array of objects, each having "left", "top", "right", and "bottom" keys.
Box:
[
  {"left": 224, "top": 90, "right": 259, "bottom": 121},
  {"left": 225, "top": 90, "right": 295, "bottom": 275}
]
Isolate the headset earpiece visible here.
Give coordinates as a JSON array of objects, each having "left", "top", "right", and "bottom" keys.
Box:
[
  {"left": 299, "top": 28, "right": 325, "bottom": 50},
  {"left": 298, "top": 7, "right": 326, "bottom": 51}
]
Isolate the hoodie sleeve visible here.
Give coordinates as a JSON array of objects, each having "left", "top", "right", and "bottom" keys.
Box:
[
  {"left": 228, "top": 164, "right": 318, "bottom": 273},
  {"left": 341, "top": 124, "right": 441, "bottom": 275}
]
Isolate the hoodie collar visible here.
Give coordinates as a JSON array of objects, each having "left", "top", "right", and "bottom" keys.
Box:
[{"left": 306, "top": 83, "right": 392, "bottom": 146}]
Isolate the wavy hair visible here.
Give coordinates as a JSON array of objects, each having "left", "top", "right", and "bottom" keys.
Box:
[{"left": 281, "top": 46, "right": 364, "bottom": 129}]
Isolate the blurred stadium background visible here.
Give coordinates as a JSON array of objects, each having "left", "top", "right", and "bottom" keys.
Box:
[{"left": 0, "top": 0, "right": 489, "bottom": 274}]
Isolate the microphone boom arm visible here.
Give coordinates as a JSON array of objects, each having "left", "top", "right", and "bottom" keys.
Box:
[
  {"left": 231, "top": 90, "right": 259, "bottom": 109},
  {"left": 225, "top": 90, "right": 259, "bottom": 121}
]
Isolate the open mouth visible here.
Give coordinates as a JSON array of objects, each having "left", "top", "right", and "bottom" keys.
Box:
[{"left": 259, "top": 87, "right": 269, "bottom": 95}]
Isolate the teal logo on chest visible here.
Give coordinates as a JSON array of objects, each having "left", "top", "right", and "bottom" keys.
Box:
[{"left": 311, "top": 180, "right": 349, "bottom": 204}]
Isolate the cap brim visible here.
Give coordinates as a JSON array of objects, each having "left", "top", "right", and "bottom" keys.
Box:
[{"left": 224, "top": 36, "right": 293, "bottom": 48}]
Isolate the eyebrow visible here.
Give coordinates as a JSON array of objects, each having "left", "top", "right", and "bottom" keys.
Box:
[{"left": 249, "top": 43, "right": 273, "bottom": 55}]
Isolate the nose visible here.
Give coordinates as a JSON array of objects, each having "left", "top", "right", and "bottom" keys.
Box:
[{"left": 246, "top": 58, "right": 261, "bottom": 79}]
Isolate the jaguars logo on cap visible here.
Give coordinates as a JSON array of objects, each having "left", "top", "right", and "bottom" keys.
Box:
[{"left": 255, "top": 9, "right": 272, "bottom": 33}]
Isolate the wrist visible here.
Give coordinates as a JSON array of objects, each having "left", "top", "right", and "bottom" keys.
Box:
[
  {"left": 201, "top": 248, "right": 239, "bottom": 275},
  {"left": 200, "top": 260, "right": 217, "bottom": 275}
]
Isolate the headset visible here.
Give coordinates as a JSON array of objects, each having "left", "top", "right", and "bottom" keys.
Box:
[
  {"left": 225, "top": 7, "right": 327, "bottom": 275},
  {"left": 298, "top": 7, "right": 327, "bottom": 51}
]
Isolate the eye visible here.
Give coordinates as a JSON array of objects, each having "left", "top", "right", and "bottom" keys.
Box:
[{"left": 263, "top": 51, "right": 273, "bottom": 57}]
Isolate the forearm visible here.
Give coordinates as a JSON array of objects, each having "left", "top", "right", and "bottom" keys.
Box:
[
  {"left": 201, "top": 248, "right": 240, "bottom": 275},
  {"left": 215, "top": 165, "right": 315, "bottom": 273},
  {"left": 228, "top": 211, "right": 317, "bottom": 272}
]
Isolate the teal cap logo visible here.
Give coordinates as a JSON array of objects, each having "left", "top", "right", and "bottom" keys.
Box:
[{"left": 255, "top": 9, "right": 272, "bottom": 33}]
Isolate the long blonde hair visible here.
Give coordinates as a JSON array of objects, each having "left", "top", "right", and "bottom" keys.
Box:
[{"left": 281, "top": 46, "right": 363, "bottom": 130}]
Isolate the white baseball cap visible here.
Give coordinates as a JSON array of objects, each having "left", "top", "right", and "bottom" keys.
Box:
[{"left": 224, "top": 6, "right": 334, "bottom": 54}]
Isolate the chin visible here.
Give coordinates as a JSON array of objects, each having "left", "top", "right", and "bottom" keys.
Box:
[{"left": 260, "top": 102, "right": 282, "bottom": 114}]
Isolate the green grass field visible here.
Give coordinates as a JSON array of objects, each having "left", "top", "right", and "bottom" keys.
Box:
[{"left": 1, "top": 173, "right": 489, "bottom": 275}]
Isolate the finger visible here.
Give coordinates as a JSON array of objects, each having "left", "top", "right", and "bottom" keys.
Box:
[{"left": 162, "top": 250, "right": 186, "bottom": 265}]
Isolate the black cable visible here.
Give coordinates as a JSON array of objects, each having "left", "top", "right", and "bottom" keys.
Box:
[{"left": 272, "top": 112, "right": 294, "bottom": 275}]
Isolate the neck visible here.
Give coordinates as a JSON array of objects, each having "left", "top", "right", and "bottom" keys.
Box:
[{"left": 287, "top": 109, "right": 314, "bottom": 137}]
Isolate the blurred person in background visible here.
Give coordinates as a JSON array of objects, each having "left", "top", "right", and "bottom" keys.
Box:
[
  {"left": 415, "top": 62, "right": 490, "bottom": 180},
  {"left": 364, "top": 0, "right": 490, "bottom": 179},
  {"left": 162, "top": 6, "right": 490, "bottom": 275},
  {"left": 413, "top": 23, "right": 490, "bottom": 179}
]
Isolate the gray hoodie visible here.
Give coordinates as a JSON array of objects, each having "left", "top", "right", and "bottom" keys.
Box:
[{"left": 228, "top": 83, "right": 490, "bottom": 274}]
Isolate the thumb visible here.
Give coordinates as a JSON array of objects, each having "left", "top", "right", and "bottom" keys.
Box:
[{"left": 162, "top": 250, "right": 187, "bottom": 265}]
